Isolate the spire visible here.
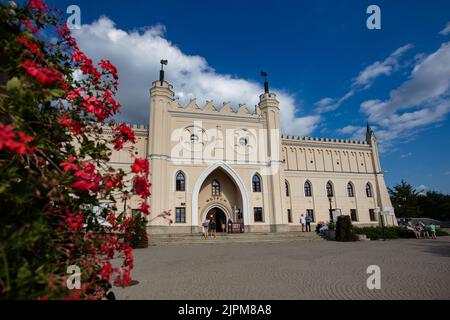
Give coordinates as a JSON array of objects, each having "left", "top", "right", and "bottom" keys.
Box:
[
  {"left": 366, "top": 122, "right": 376, "bottom": 144},
  {"left": 261, "top": 71, "right": 269, "bottom": 94}
]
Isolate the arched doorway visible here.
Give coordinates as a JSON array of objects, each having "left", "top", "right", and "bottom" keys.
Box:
[
  {"left": 191, "top": 161, "right": 249, "bottom": 229},
  {"left": 206, "top": 207, "right": 228, "bottom": 233}
]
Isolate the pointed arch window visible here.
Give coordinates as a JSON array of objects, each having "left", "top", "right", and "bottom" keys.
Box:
[
  {"left": 304, "top": 180, "right": 312, "bottom": 197},
  {"left": 212, "top": 179, "right": 220, "bottom": 196},
  {"left": 347, "top": 182, "right": 355, "bottom": 197},
  {"left": 285, "top": 180, "right": 290, "bottom": 197},
  {"left": 326, "top": 181, "right": 334, "bottom": 197},
  {"left": 252, "top": 174, "right": 262, "bottom": 192},
  {"left": 366, "top": 183, "right": 373, "bottom": 198},
  {"left": 175, "top": 171, "right": 185, "bottom": 191}
]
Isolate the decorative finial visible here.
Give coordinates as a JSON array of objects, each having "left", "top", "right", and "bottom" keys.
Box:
[
  {"left": 160, "top": 59, "right": 168, "bottom": 85},
  {"left": 261, "top": 71, "right": 269, "bottom": 94},
  {"left": 366, "top": 121, "right": 375, "bottom": 144}
]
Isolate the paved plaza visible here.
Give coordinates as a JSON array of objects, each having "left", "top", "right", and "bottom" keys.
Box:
[{"left": 113, "top": 236, "right": 450, "bottom": 300}]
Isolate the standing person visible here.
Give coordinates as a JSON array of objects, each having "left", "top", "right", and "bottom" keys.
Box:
[
  {"left": 428, "top": 223, "right": 437, "bottom": 239},
  {"left": 202, "top": 217, "right": 210, "bottom": 239},
  {"left": 419, "top": 222, "right": 429, "bottom": 239},
  {"left": 210, "top": 219, "right": 217, "bottom": 239},
  {"left": 406, "top": 221, "right": 420, "bottom": 239},
  {"left": 300, "top": 214, "right": 306, "bottom": 232},
  {"left": 305, "top": 213, "right": 312, "bottom": 232}
]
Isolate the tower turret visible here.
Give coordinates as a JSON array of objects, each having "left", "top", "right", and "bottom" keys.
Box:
[
  {"left": 148, "top": 60, "right": 174, "bottom": 225},
  {"left": 256, "top": 72, "right": 288, "bottom": 231}
]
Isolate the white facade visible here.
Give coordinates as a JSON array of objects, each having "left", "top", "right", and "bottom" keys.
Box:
[{"left": 108, "top": 77, "right": 396, "bottom": 234}]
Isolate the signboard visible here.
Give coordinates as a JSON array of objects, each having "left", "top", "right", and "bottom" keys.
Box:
[
  {"left": 382, "top": 207, "right": 395, "bottom": 215},
  {"left": 230, "top": 223, "right": 244, "bottom": 233}
]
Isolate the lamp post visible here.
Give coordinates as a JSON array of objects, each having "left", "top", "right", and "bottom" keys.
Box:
[
  {"left": 377, "top": 207, "right": 386, "bottom": 241},
  {"left": 328, "top": 196, "right": 333, "bottom": 222}
]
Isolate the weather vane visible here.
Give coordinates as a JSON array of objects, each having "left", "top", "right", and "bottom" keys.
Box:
[
  {"left": 261, "top": 71, "right": 269, "bottom": 94},
  {"left": 160, "top": 59, "right": 168, "bottom": 85}
]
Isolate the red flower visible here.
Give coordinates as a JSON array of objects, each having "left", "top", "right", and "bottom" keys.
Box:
[
  {"left": 139, "top": 202, "right": 150, "bottom": 215},
  {"left": 104, "top": 175, "right": 122, "bottom": 189},
  {"left": 16, "top": 36, "right": 44, "bottom": 60},
  {"left": 132, "top": 176, "right": 151, "bottom": 198},
  {"left": 71, "top": 162, "right": 101, "bottom": 192},
  {"left": 29, "top": 0, "right": 49, "bottom": 15},
  {"left": 0, "top": 123, "right": 35, "bottom": 155},
  {"left": 100, "top": 263, "right": 113, "bottom": 281},
  {"left": 131, "top": 157, "right": 149, "bottom": 175},
  {"left": 99, "top": 60, "right": 118, "bottom": 79},
  {"left": 58, "top": 115, "right": 82, "bottom": 135},
  {"left": 20, "top": 60, "right": 64, "bottom": 87},
  {"left": 113, "top": 123, "right": 136, "bottom": 151},
  {"left": 65, "top": 212, "right": 84, "bottom": 230}
]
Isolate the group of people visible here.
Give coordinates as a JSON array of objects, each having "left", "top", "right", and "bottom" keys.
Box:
[
  {"left": 299, "top": 214, "right": 313, "bottom": 232},
  {"left": 406, "top": 221, "right": 437, "bottom": 239},
  {"left": 202, "top": 217, "right": 217, "bottom": 239}
]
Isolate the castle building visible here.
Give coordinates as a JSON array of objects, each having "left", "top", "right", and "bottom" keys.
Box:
[{"left": 108, "top": 72, "right": 396, "bottom": 234}]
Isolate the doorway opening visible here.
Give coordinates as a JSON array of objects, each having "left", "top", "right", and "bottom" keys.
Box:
[{"left": 206, "top": 207, "right": 227, "bottom": 232}]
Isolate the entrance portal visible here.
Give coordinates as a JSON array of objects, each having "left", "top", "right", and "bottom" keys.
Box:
[{"left": 206, "top": 208, "right": 227, "bottom": 233}]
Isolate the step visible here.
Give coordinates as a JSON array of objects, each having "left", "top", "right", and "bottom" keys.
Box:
[{"left": 147, "top": 232, "right": 322, "bottom": 246}]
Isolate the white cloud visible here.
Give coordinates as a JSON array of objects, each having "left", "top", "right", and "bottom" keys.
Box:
[
  {"left": 73, "top": 17, "right": 319, "bottom": 136},
  {"left": 337, "top": 125, "right": 365, "bottom": 138},
  {"left": 356, "top": 42, "right": 450, "bottom": 151},
  {"left": 440, "top": 22, "right": 450, "bottom": 36},
  {"left": 353, "top": 44, "right": 413, "bottom": 89},
  {"left": 362, "top": 42, "right": 450, "bottom": 121},
  {"left": 400, "top": 152, "right": 413, "bottom": 158},
  {"left": 417, "top": 184, "right": 429, "bottom": 195},
  {"left": 315, "top": 44, "right": 413, "bottom": 113}
]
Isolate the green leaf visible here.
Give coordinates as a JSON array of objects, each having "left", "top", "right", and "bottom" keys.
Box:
[{"left": 6, "top": 77, "right": 22, "bottom": 91}]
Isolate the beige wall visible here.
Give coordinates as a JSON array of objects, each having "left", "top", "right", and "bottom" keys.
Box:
[{"left": 108, "top": 79, "right": 396, "bottom": 234}]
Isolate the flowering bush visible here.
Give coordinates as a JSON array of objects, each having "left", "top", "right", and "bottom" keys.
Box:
[{"left": 0, "top": 0, "right": 167, "bottom": 299}]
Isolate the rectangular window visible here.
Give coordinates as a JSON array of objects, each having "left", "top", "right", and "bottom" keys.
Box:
[
  {"left": 369, "top": 209, "right": 377, "bottom": 222},
  {"left": 254, "top": 207, "right": 263, "bottom": 222},
  {"left": 350, "top": 209, "right": 358, "bottom": 222},
  {"left": 306, "top": 209, "right": 315, "bottom": 222},
  {"left": 175, "top": 207, "right": 186, "bottom": 223},
  {"left": 287, "top": 209, "right": 292, "bottom": 223}
]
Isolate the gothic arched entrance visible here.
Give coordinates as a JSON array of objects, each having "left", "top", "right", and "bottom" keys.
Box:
[{"left": 206, "top": 207, "right": 228, "bottom": 233}]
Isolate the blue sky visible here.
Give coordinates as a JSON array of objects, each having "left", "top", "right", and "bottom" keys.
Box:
[{"left": 49, "top": 0, "right": 450, "bottom": 193}]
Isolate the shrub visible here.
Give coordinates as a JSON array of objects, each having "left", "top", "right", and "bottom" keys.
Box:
[
  {"left": 0, "top": 0, "right": 171, "bottom": 299},
  {"left": 352, "top": 226, "right": 449, "bottom": 240},
  {"left": 335, "top": 215, "right": 354, "bottom": 241}
]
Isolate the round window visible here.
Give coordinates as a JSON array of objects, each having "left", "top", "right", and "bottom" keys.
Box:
[
  {"left": 239, "top": 137, "right": 248, "bottom": 146},
  {"left": 190, "top": 134, "right": 199, "bottom": 143}
]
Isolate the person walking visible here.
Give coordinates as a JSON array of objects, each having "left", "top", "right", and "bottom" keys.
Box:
[
  {"left": 210, "top": 218, "right": 217, "bottom": 239},
  {"left": 300, "top": 214, "right": 306, "bottom": 232},
  {"left": 305, "top": 213, "right": 312, "bottom": 232},
  {"left": 202, "top": 217, "right": 210, "bottom": 239}
]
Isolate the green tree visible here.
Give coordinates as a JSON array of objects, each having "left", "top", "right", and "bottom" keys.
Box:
[
  {"left": 388, "top": 180, "right": 421, "bottom": 218},
  {"left": 418, "top": 191, "right": 450, "bottom": 222}
]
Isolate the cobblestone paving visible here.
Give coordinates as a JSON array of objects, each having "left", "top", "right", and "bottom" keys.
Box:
[{"left": 113, "top": 237, "right": 450, "bottom": 300}]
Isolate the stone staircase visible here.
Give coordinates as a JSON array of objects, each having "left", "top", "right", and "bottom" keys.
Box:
[{"left": 148, "top": 231, "right": 322, "bottom": 246}]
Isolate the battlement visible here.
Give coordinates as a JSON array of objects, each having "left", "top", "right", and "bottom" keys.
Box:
[
  {"left": 168, "top": 98, "right": 262, "bottom": 118},
  {"left": 126, "top": 123, "right": 148, "bottom": 130},
  {"left": 281, "top": 134, "right": 368, "bottom": 145}
]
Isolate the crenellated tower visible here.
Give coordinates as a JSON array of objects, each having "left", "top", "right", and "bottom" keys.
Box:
[
  {"left": 148, "top": 61, "right": 175, "bottom": 222},
  {"left": 256, "top": 74, "right": 289, "bottom": 232}
]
